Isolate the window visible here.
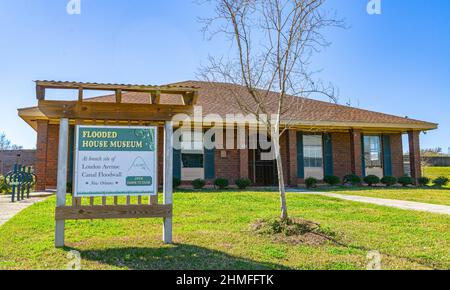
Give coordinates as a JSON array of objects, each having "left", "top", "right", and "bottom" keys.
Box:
[
  {"left": 303, "top": 135, "right": 323, "bottom": 168},
  {"left": 364, "top": 135, "right": 383, "bottom": 177},
  {"left": 180, "top": 130, "right": 204, "bottom": 180},
  {"left": 303, "top": 135, "right": 324, "bottom": 180},
  {"left": 364, "top": 136, "right": 382, "bottom": 167},
  {"left": 182, "top": 154, "right": 204, "bottom": 168}
]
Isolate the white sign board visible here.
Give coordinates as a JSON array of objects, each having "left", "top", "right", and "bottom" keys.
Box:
[{"left": 73, "top": 125, "right": 158, "bottom": 197}]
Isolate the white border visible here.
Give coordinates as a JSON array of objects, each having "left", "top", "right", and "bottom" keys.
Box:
[{"left": 73, "top": 125, "right": 158, "bottom": 197}]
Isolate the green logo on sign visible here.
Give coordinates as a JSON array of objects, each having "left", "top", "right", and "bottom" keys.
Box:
[
  {"left": 79, "top": 128, "right": 155, "bottom": 152},
  {"left": 126, "top": 176, "right": 153, "bottom": 186}
]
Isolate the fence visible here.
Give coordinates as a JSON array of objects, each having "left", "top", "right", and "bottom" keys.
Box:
[
  {"left": 1, "top": 165, "right": 36, "bottom": 202},
  {"left": 422, "top": 156, "right": 450, "bottom": 167}
]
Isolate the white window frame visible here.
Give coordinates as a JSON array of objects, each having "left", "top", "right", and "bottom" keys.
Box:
[{"left": 303, "top": 135, "right": 324, "bottom": 180}]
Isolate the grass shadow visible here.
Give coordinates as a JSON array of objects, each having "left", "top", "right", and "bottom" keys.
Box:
[{"left": 66, "top": 244, "right": 292, "bottom": 270}]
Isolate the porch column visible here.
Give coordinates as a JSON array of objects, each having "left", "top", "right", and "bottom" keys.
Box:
[
  {"left": 35, "top": 120, "right": 49, "bottom": 191},
  {"left": 55, "top": 118, "right": 69, "bottom": 248},
  {"left": 408, "top": 130, "right": 422, "bottom": 184},
  {"left": 240, "top": 150, "right": 249, "bottom": 179},
  {"left": 288, "top": 129, "right": 298, "bottom": 187},
  {"left": 238, "top": 126, "right": 249, "bottom": 179},
  {"left": 350, "top": 130, "right": 363, "bottom": 176}
]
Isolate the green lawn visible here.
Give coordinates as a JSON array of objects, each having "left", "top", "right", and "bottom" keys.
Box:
[
  {"left": 0, "top": 192, "right": 449, "bottom": 270},
  {"left": 423, "top": 167, "right": 450, "bottom": 181},
  {"left": 321, "top": 187, "right": 450, "bottom": 206}
]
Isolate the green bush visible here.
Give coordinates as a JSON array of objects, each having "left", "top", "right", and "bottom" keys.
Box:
[
  {"left": 398, "top": 176, "right": 413, "bottom": 187},
  {"left": 173, "top": 177, "right": 182, "bottom": 189},
  {"left": 381, "top": 176, "right": 397, "bottom": 187},
  {"left": 235, "top": 178, "right": 252, "bottom": 189},
  {"left": 433, "top": 176, "right": 449, "bottom": 188},
  {"left": 343, "top": 174, "right": 362, "bottom": 186},
  {"left": 67, "top": 182, "right": 73, "bottom": 193},
  {"left": 364, "top": 175, "right": 380, "bottom": 187},
  {"left": 0, "top": 175, "right": 11, "bottom": 194},
  {"left": 214, "top": 178, "right": 229, "bottom": 189},
  {"left": 324, "top": 175, "right": 340, "bottom": 186},
  {"left": 192, "top": 179, "right": 206, "bottom": 189},
  {"left": 418, "top": 177, "right": 431, "bottom": 187},
  {"left": 305, "top": 177, "right": 318, "bottom": 189}
]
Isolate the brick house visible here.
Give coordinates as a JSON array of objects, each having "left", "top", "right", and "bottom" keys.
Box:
[{"left": 18, "top": 81, "right": 437, "bottom": 191}]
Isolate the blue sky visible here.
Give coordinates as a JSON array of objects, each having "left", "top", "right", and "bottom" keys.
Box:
[{"left": 0, "top": 0, "right": 449, "bottom": 151}]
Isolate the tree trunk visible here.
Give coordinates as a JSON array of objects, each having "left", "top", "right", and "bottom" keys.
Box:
[{"left": 272, "top": 129, "right": 288, "bottom": 221}]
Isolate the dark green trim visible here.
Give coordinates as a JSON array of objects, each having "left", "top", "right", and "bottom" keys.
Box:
[
  {"left": 323, "top": 133, "right": 334, "bottom": 177},
  {"left": 204, "top": 148, "right": 216, "bottom": 179},
  {"left": 382, "top": 135, "right": 393, "bottom": 177},
  {"left": 297, "top": 132, "right": 304, "bottom": 179},
  {"left": 173, "top": 149, "right": 181, "bottom": 179}
]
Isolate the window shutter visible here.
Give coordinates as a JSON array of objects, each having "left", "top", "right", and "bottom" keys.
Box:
[
  {"left": 361, "top": 134, "right": 366, "bottom": 177},
  {"left": 297, "top": 132, "right": 304, "bottom": 179},
  {"left": 383, "top": 135, "right": 393, "bottom": 177},
  {"left": 173, "top": 149, "right": 181, "bottom": 179},
  {"left": 323, "top": 133, "right": 334, "bottom": 177},
  {"left": 204, "top": 148, "right": 215, "bottom": 180}
]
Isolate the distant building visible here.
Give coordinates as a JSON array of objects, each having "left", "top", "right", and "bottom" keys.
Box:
[{"left": 0, "top": 150, "right": 36, "bottom": 175}]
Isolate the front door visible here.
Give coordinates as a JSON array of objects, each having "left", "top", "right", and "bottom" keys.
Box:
[{"left": 249, "top": 148, "right": 277, "bottom": 186}]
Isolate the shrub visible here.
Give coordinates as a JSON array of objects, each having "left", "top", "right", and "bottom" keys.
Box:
[
  {"left": 324, "top": 175, "right": 340, "bottom": 186},
  {"left": 305, "top": 177, "right": 318, "bottom": 189},
  {"left": 235, "top": 178, "right": 252, "bottom": 189},
  {"left": 66, "top": 182, "right": 73, "bottom": 194},
  {"left": 381, "top": 176, "right": 397, "bottom": 187},
  {"left": 214, "top": 178, "right": 229, "bottom": 189},
  {"left": 173, "top": 177, "right": 181, "bottom": 189},
  {"left": 418, "top": 177, "right": 431, "bottom": 187},
  {"left": 433, "top": 176, "right": 449, "bottom": 188},
  {"left": 364, "top": 175, "right": 381, "bottom": 187},
  {"left": 192, "top": 179, "right": 206, "bottom": 189},
  {"left": 398, "top": 176, "right": 413, "bottom": 187},
  {"left": 343, "top": 174, "right": 362, "bottom": 186},
  {"left": 0, "top": 175, "right": 11, "bottom": 194}
]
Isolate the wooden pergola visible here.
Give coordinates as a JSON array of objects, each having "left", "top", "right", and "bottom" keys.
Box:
[
  {"left": 35, "top": 81, "right": 199, "bottom": 247},
  {"left": 36, "top": 80, "right": 198, "bottom": 121}
]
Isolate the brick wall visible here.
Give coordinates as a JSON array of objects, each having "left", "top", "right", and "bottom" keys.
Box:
[
  {"left": 35, "top": 120, "right": 49, "bottom": 191},
  {"left": 279, "top": 132, "right": 289, "bottom": 184},
  {"left": 350, "top": 130, "right": 363, "bottom": 176},
  {"left": 215, "top": 129, "right": 241, "bottom": 184},
  {"left": 45, "top": 124, "right": 59, "bottom": 189},
  {"left": 287, "top": 130, "right": 298, "bottom": 187},
  {"left": 408, "top": 130, "right": 422, "bottom": 183},
  {"left": 331, "top": 132, "right": 352, "bottom": 179},
  {"left": 0, "top": 150, "right": 36, "bottom": 175},
  {"left": 389, "top": 133, "right": 404, "bottom": 178},
  {"left": 34, "top": 122, "right": 410, "bottom": 189}
]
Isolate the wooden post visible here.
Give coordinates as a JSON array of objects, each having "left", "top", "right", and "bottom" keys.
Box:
[
  {"left": 163, "top": 121, "right": 173, "bottom": 244},
  {"left": 55, "top": 118, "right": 69, "bottom": 248}
]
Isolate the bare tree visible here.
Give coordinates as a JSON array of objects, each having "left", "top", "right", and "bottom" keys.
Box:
[
  {"left": 199, "top": 0, "right": 343, "bottom": 220},
  {"left": 0, "top": 133, "right": 23, "bottom": 150}
]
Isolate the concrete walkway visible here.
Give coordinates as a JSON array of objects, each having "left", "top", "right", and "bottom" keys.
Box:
[
  {"left": 289, "top": 189, "right": 450, "bottom": 215},
  {"left": 0, "top": 194, "right": 52, "bottom": 227}
]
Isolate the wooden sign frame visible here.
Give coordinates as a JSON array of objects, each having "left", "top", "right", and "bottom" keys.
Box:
[
  {"left": 32, "top": 81, "right": 191, "bottom": 248},
  {"left": 55, "top": 119, "right": 174, "bottom": 247}
]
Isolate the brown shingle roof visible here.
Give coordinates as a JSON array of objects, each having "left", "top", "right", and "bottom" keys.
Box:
[{"left": 84, "top": 80, "right": 437, "bottom": 130}]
